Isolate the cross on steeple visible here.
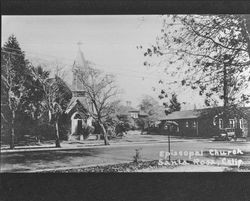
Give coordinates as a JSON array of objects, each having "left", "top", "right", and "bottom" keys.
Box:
[{"left": 77, "top": 41, "right": 83, "bottom": 49}]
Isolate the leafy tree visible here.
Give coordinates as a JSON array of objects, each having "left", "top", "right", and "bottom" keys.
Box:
[
  {"left": 138, "top": 95, "right": 165, "bottom": 131},
  {"left": 160, "top": 93, "right": 181, "bottom": 115},
  {"left": 115, "top": 102, "right": 138, "bottom": 130},
  {"left": 76, "top": 67, "right": 119, "bottom": 145},
  {"left": 25, "top": 66, "right": 50, "bottom": 121},
  {"left": 1, "top": 35, "right": 32, "bottom": 148},
  {"left": 139, "top": 15, "right": 250, "bottom": 107},
  {"left": 139, "top": 95, "right": 164, "bottom": 120}
]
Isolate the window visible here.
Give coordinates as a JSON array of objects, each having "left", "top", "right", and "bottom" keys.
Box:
[
  {"left": 130, "top": 112, "right": 138, "bottom": 119},
  {"left": 193, "top": 121, "right": 196, "bottom": 128},
  {"left": 219, "top": 119, "right": 223, "bottom": 129},
  {"left": 229, "top": 119, "right": 235, "bottom": 129},
  {"left": 240, "top": 119, "right": 244, "bottom": 129},
  {"left": 185, "top": 121, "right": 189, "bottom": 127}
]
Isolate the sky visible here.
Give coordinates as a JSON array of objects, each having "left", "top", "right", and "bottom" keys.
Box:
[{"left": 2, "top": 15, "right": 207, "bottom": 109}]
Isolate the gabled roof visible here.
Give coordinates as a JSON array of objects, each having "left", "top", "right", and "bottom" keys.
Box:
[{"left": 65, "top": 96, "right": 89, "bottom": 114}]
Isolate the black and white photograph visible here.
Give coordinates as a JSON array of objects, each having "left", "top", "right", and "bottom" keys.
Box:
[{"left": 1, "top": 14, "right": 250, "bottom": 173}]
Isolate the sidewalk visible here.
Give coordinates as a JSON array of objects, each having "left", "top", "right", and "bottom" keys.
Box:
[
  {"left": 0, "top": 131, "right": 183, "bottom": 153},
  {"left": 0, "top": 139, "right": 175, "bottom": 154}
]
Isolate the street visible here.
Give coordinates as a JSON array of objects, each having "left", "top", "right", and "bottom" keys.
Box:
[{"left": 1, "top": 134, "right": 250, "bottom": 172}]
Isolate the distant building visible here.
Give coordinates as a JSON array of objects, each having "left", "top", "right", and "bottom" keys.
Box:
[
  {"left": 128, "top": 110, "right": 148, "bottom": 119},
  {"left": 160, "top": 107, "right": 250, "bottom": 138},
  {"left": 116, "top": 102, "right": 148, "bottom": 129},
  {"left": 118, "top": 101, "right": 148, "bottom": 119}
]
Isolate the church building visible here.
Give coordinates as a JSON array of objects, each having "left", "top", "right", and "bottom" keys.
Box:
[{"left": 64, "top": 43, "right": 94, "bottom": 140}]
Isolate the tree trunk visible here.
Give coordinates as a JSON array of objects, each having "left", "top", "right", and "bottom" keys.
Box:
[
  {"left": 99, "top": 121, "right": 110, "bottom": 145},
  {"left": 55, "top": 121, "right": 61, "bottom": 148},
  {"left": 247, "top": 117, "right": 250, "bottom": 141},
  {"left": 10, "top": 110, "right": 15, "bottom": 149},
  {"left": 223, "top": 63, "right": 228, "bottom": 108}
]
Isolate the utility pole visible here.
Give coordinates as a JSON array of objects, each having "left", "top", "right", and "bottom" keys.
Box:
[
  {"left": 168, "top": 130, "right": 171, "bottom": 162},
  {"left": 167, "top": 124, "right": 171, "bottom": 162}
]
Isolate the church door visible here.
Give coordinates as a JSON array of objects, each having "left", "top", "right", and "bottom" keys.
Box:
[
  {"left": 71, "top": 113, "right": 83, "bottom": 136},
  {"left": 77, "top": 119, "right": 83, "bottom": 135}
]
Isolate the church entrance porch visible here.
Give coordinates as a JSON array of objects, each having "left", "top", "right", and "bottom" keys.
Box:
[
  {"left": 70, "top": 112, "right": 85, "bottom": 140},
  {"left": 68, "top": 111, "right": 94, "bottom": 141}
]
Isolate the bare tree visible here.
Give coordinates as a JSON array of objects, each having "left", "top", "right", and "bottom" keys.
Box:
[
  {"left": 1, "top": 57, "right": 25, "bottom": 149},
  {"left": 137, "top": 95, "right": 165, "bottom": 133},
  {"left": 32, "top": 69, "right": 71, "bottom": 148},
  {"left": 76, "top": 67, "right": 119, "bottom": 145}
]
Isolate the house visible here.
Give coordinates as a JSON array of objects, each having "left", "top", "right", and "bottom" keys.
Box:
[
  {"left": 128, "top": 110, "right": 148, "bottom": 119},
  {"left": 116, "top": 101, "right": 148, "bottom": 129},
  {"left": 160, "top": 107, "right": 250, "bottom": 138},
  {"left": 121, "top": 101, "right": 148, "bottom": 119}
]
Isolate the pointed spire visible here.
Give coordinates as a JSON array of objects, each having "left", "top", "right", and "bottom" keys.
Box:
[
  {"left": 73, "top": 41, "right": 87, "bottom": 70},
  {"left": 77, "top": 41, "right": 83, "bottom": 50},
  {"left": 72, "top": 41, "right": 88, "bottom": 91}
]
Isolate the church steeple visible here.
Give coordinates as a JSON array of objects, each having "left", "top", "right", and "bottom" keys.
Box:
[
  {"left": 77, "top": 41, "right": 82, "bottom": 48},
  {"left": 72, "top": 41, "right": 87, "bottom": 71},
  {"left": 72, "top": 42, "right": 87, "bottom": 96}
]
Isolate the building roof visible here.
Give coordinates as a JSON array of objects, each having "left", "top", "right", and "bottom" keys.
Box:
[
  {"left": 118, "top": 107, "right": 149, "bottom": 117},
  {"left": 128, "top": 110, "right": 139, "bottom": 113},
  {"left": 162, "top": 110, "right": 201, "bottom": 120},
  {"left": 65, "top": 96, "right": 90, "bottom": 114},
  {"left": 161, "top": 106, "right": 250, "bottom": 121},
  {"left": 138, "top": 111, "right": 148, "bottom": 117},
  {"left": 127, "top": 109, "right": 149, "bottom": 117}
]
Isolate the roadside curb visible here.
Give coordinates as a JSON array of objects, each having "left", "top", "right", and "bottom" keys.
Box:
[{"left": 0, "top": 140, "right": 174, "bottom": 154}]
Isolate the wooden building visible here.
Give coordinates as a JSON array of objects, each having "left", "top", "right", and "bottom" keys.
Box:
[{"left": 160, "top": 107, "right": 250, "bottom": 138}]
